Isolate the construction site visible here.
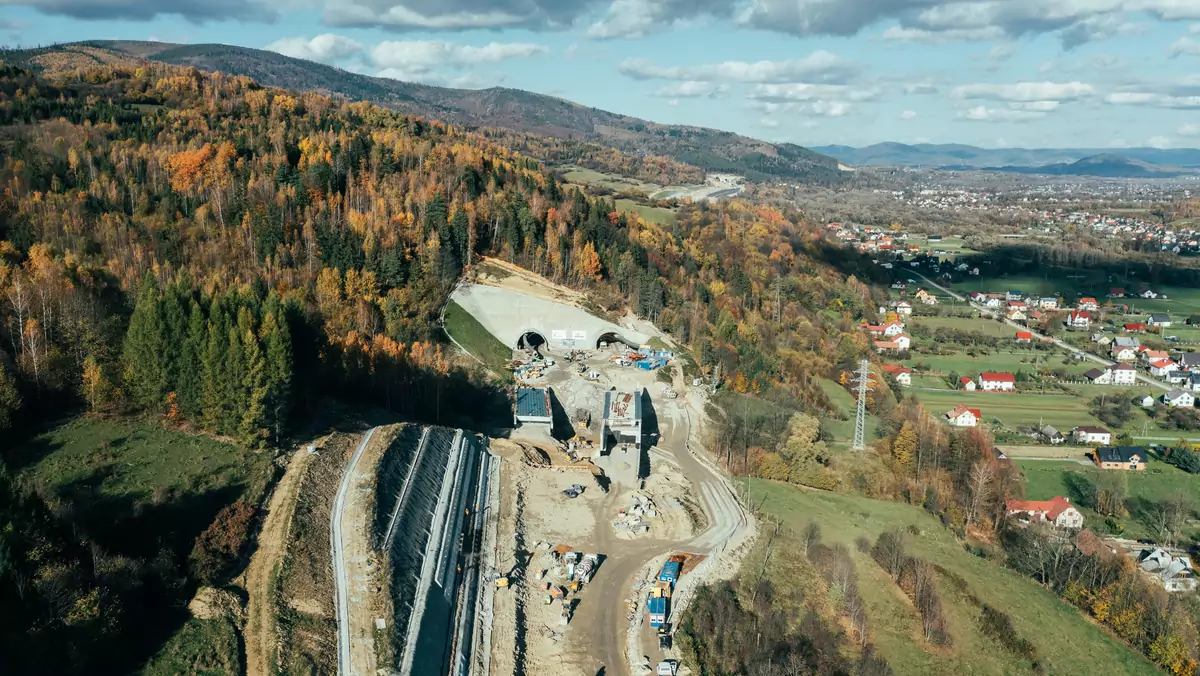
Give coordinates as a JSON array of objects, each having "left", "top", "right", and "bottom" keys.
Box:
[{"left": 449, "top": 264, "right": 759, "bottom": 676}]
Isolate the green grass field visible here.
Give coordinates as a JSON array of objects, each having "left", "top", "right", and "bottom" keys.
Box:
[
  {"left": 910, "top": 389, "right": 1106, "bottom": 431},
  {"left": 561, "top": 166, "right": 661, "bottom": 194},
  {"left": 141, "top": 618, "right": 241, "bottom": 676},
  {"left": 1016, "top": 460, "right": 1200, "bottom": 541},
  {"left": 909, "top": 315, "right": 1015, "bottom": 337},
  {"left": 614, "top": 198, "right": 678, "bottom": 225},
  {"left": 902, "top": 350, "right": 1092, "bottom": 378},
  {"left": 748, "top": 481, "right": 1158, "bottom": 676},
  {"left": 443, "top": 300, "right": 515, "bottom": 378}
]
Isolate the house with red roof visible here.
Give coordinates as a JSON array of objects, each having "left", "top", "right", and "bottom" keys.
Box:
[
  {"left": 945, "top": 405, "right": 981, "bottom": 427},
  {"left": 1015, "top": 331, "right": 1033, "bottom": 343},
  {"left": 1124, "top": 323, "right": 1147, "bottom": 333},
  {"left": 1078, "top": 297, "right": 1100, "bottom": 311},
  {"left": 978, "top": 372, "right": 1016, "bottom": 392},
  {"left": 1067, "top": 310, "right": 1092, "bottom": 329},
  {"left": 1150, "top": 359, "right": 1179, "bottom": 378},
  {"left": 958, "top": 376, "right": 976, "bottom": 391},
  {"left": 881, "top": 364, "right": 912, "bottom": 386},
  {"left": 1006, "top": 496, "right": 1084, "bottom": 529}
]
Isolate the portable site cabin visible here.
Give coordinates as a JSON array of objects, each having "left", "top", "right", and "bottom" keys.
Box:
[
  {"left": 514, "top": 387, "right": 553, "bottom": 425},
  {"left": 648, "top": 596, "right": 668, "bottom": 628}
]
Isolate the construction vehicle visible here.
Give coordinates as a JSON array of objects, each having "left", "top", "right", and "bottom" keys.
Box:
[
  {"left": 494, "top": 577, "right": 510, "bottom": 588},
  {"left": 576, "top": 553, "right": 599, "bottom": 583},
  {"left": 657, "top": 626, "right": 672, "bottom": 651},
  {"left": 657, "top": 660, "right": 679, "bottom": 675}
]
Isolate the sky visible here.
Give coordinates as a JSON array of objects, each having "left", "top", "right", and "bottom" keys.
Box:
[{"left": 2, "top": 0, "right": 1200, "bottom": 149}]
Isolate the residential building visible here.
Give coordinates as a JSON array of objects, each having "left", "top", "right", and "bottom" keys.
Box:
[
  {"left": 1141, "top": 289, "right": 1161, "bottom": 300},
  {"left": 1038, "top": 297, "right": 1059, "bottom": 310},
  {"left": 1094, "top": 446, "right": 1147, "bottom": 470},
  {"left": 1166, "top": 370, "right": 1191, "bottom": 386},
  {"left": 881, "top": 364, "right": 912, "bottom": 386},
  {"left": 1110, "top": 345, "right": 1138, "bottom": 362},
  {"left": 1006, "top": 290, "right": 1024, "bottom": 301},
  {"left": 1006, "top": 496, "right": 1084, "bottom": 529},
  {"left": 969, "top": 291, "right": 986, "bottom": 303},
  {"left": 1187, "top": 372, "right": 1200, "bottom": 393},
  {"left": 983, "top": 296, "right": 1002, "bottom": 308},
  {"left": 1136, "top": 394, "right": 1156, "bottom": 408},
  {"left": 1179, "top": 353, "right": 1200, "bottom": 370},
  {"left": 1150, "top": 359, "right": 1178, "bottom": 378},
  {"left": 1109, "top": 288, "right": 1126, "bottom": 298},
  {"left": 990, "top": 447, "right": 1012, "bottom": 464},
  {"left": 882, "top": 321, "right": 905, "bottom": 337},
  {"left": 895, "top": 301, "right": 912, "bottom": 316},
  {"left": 1092, "top": 333, "right": 1112, "bottom": 346},
  {"left": 1078, "top": 297, "right": 1100, "bottom": 311},
  {"left": 1124, "top": 323, "right": 1147, "bottom": 333},
  {"left": 1114, "top": 336, "right": 1140, "bottom": 350},
  {"left": 1162, "top": 388, "right": 1195, "bottom": 408},
  {"left": 978, "top": 372, "right": 1016, "bottom": 392},
  {"left": 945, "top": 405, "right": 981, "bottom": 427},
  {"left": 1067, "top": 310, "right": 1092, "bottom": 328},
  {"left": 1106, "top": 363, "right": 1138, "bottom": 386},
  {"left": 1138, "top": 549, "right": 1198, "bottom": 593},
  {"left": 1040, "top": 425, "right": 1065, "bottom": 444},
  {"left": 1074, "top": 426, "right": 1113, "bottom": 445},
  {"left": 1007, "top": 307, "right": 1028, "bottom": 322},
  {"left": 1084, "top": 368, "right": 1111, "bottom": 385},
  {"left": 1141, "top": 348, "right": 1170, "bottom": 362},
  {"left": 1148, "top": 313, "right": 1172, "bottom": 328},
  {"left": 958, "top": 376, "right": 977, "bottom": 391},
  {"left": 1015, "top": 331, "right": 1033, "bottom": 343}
]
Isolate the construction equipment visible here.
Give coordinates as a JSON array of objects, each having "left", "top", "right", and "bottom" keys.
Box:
[
  {"left": 562, "top": 484, "right": 586, "bottom": 499},
  {"left": 657, "top": 660, "right": 679, "bottom": 675},
  {"left": 494, "top": 577, "right": 510, "bottom": 588}
]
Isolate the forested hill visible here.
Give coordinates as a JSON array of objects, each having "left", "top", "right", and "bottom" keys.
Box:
[{"left": 1, "top": 40, "right": 847, "bottom": 185}]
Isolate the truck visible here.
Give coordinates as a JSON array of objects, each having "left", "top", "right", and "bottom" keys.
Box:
[
  {"left": 658, "top": 560, "right": 682, "bottom": 586},
  {"left": 648, "top": 595, "right": 668, "bottom": 628}
]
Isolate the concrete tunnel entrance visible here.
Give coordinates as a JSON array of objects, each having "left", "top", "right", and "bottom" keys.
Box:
[
  {"left": 596, "top": 331, "right": 639, "bottom": 349},
  {"left": 517, "top": 331, "right": 546, "bottom": 351}
]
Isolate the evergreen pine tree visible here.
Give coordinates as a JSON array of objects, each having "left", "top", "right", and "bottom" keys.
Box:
[
  {"left": 177, "top": 300, "right": 206, "bottom": 419},
  {"left": 122, "top": 275, "right": 168, "bottom": 411},
  {"left": 223, "top": 325, "right": 246, "bottom": 436},
  {"left": 200, "top": 304, "right": 231, "bottom": 433},
  {"left": 0, "top": 357, "right": 21, "bottom": 430},
  {"left": 160, "top": 284, "right": 188, "bottom": 394},
  {"left": 239, "top": 327, "right": 268, "bottom": 448},
  {"left": 260, "top": 306, "right": 293, "bottom": 446}
]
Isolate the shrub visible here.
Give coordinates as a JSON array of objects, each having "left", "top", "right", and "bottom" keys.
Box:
[
  {"left": 979, "top": 604, "right": 1037, "bottom": 660},
  {"left": 190, "top": 501, "right": 257, "bottom": 584}
]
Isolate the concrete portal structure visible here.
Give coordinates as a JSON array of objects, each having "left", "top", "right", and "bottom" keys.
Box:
[
  {"left": 514, "top": 387, "right": 552, "bottom": 425},
  {"left": 601, "top": 390, "right": 643, "bottom": 450},
  {"left": 451, "top": 283, "right": 650, "bottom": 350}
]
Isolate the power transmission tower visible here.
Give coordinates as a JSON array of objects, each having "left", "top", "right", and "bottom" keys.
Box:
[{"left": 851, "top": 360, "right": 874, "bottom": 451}]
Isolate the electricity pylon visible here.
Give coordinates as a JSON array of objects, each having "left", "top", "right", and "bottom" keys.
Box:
[{"left": 851, "top": 360, "right": 874, "bottom": 451}]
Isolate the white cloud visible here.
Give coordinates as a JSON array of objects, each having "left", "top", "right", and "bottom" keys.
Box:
[
  {"left": 667, "top": 98, "right": 680, "bottom": 107},
  {"left": 746, "top": 99, "right": 854, "bottom": 117},
  {"left": 904, "top": 82, "right": 940, "bottom": 95},
  {"left": 617, "top": 50, "right": 859, "bottom": 84},
  {"left": 880, "top": 26, "right": 1004, "bottom": 43},
  {"left": 1192, "top": 23, "right": 1200, "bottom": 34},
  {"left": 370, "top": 40, "right": 549, "bottom": 72},
  {"left": 1105, "top": 92, "right": 1200, "bottom": 108},
  {"left": 652, "top": 81, "right": 728, "bottom": 98},
  {"left": 266, "top": 34, "right": 364, "bottom": 62},
  {"left": 1007, "top": 100, "right": 1062, "bottom": 112},
  {"left": 759, "top": 118, "right": 780, "bottom": 128},
  {"left": 960, "top": 106, "right": 1047, "bottom": 122},
  {"left": 901, "top": 109, "right": 917, "bottom": 119},
  {"left": 1180, "top": 123, "right": 1200, "bottom": 136},
  {"left": 1170, "top": 37, "right": 1200, "bottom": 56},
  {"left": 748, "top": 83, "right": 880, "bottom": 102},
  {"left": 1146, "top": 135, "right": 1173, "bottom": 148},
  {"left": 951, "top": 81, "right": 1095, "bottom": 102}
]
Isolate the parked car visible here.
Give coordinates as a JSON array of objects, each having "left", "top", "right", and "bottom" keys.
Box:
[{"left": 657, "top": 660, "right": 679, "bottom": 676}]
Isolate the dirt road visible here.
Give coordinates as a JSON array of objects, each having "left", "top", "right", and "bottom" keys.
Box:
[
  {"left": 332, "top": 427, "right": 379, "bottom": 676},
  {"left": 243, "top": 446, "right": 316, "bottom": 676}
]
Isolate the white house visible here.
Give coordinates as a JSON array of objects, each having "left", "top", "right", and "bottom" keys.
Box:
[
  {"left": 1067, "top": 311, "right": 1092, "bottom": 329},
  {"left": 1141, "top": 289, "right": 1160, "bottom": 300},
  {"left": 984, "top": 297, "right": 1002, "bottom": 309},
  {"left": 893, "top": 334, "right": 912, "bottom": 350},
  {"left": 1148, "top": 314, "right": 1172, "bottom": 328},
  {"left": 945, "top": 405, "right": 980, "bottom": 427},
  {"left": 882, "top": 321, "right": 905, "bottom": 337},
  {"left": 1073, "top": 426, "right": 1113, "bottom": 445},
  {"left": 958, "top": 376, "right": 977, "bottom": 391},
  {"left": 1106, "top": 363, "right": 1138, "bottom": 386},
  {"left": 882, "top": 365, "right": 912, "bottom": 386},
  {"left": 1150, "top": 359, "right": 1179, "bottom": 378},
  {"left": 1078, "top": 297, "right": 1100, "bottom": 311},
  {"left": 1038, "top": 297, "right": 1059, "bottom": 310},
  {"left": 978, "top": 372, "right": 1016, "bottom": 392},
  {"left": 1111, "top": 346, "right": 1138, "bottom": 362},
  {"left": 1006, "top": 496, "right": 1084, "bottom": 529},
  {"left": 1163, "top": 388, "right": 1195, "bottom": 408},
  {"left": 1084, "top": 368, "right": 1112, "bottom": 385},
  {"left": 895, "top": 301, "right": 912, "bottom": 316},
  {"left": 1136, "top": 395, "right": 1156, "bottom": 408},
  {"left": 1139, "top": 549, "right": 1198, "bottom": 593}
]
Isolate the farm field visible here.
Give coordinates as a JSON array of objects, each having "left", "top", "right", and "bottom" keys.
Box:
[
  {"left": 909, "top": 389, "right": 1106, "bottom": 431},
  {"left": 614, "top": 197, "right": 678, "bottom": 225},
  {"left": 560, "top": 166, "right": 663, "bottom": 194},
  {"left": 902, "top": 349, "right": 1092, "bottom": 378},
  {"left": 746, "top": 481, "right": 1159, "bottom": 676},
  {"left": 1015, "top": 460, "right": 1200, "bottom": 542},
  {"left": 908, "top": 314, "right": 1015, "bottom": 337},
  {"left": 952, "top": 273, "right": 1200, "bottom": 315}
]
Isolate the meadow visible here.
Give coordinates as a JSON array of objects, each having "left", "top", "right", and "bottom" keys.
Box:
[
  {"left": 443, "top": 299, "right": 516, "bottom": 379},
  {"left": 910, "top": 388, "right": 1106, "bottom": 431},
  {"left": 902, "top": 349, "right": 1092, "bottom": 379},
  {"left": 820, "top": 377, "right": 881, "bottom": 450},
  {"left": 745, "top": 481, "right": 1159, "bottom": 676}
]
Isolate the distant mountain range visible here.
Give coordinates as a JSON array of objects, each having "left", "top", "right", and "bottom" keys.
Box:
[
  {"left": 1, "top": 41, "right": 845, "bottom": 184},
  {"left": 814, "top": 142, "right": 1200, "bottom": 178}
]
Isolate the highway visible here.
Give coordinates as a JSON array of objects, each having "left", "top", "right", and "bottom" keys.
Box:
[
  {"left": 913, "top": 271, "right": 1170, "bottom": 392},
  {"left": 332, "top": 427, "right": 378, "bottom": 676}
]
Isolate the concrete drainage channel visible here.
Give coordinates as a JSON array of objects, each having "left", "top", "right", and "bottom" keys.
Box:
[{"left": 333, "top": 426, "right": 496, "bottom": 676}]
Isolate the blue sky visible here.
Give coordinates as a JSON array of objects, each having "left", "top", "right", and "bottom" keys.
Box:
[{"left": 3, "top": 0, "right": 1200, "bottom": 149}]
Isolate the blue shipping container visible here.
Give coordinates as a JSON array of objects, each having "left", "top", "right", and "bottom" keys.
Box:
[
  {"left": 648, "top": 596, "right": 668, "bottom": 627},
  {"left": 658, "top": 561, "right": 681, "bottom": 584}
]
